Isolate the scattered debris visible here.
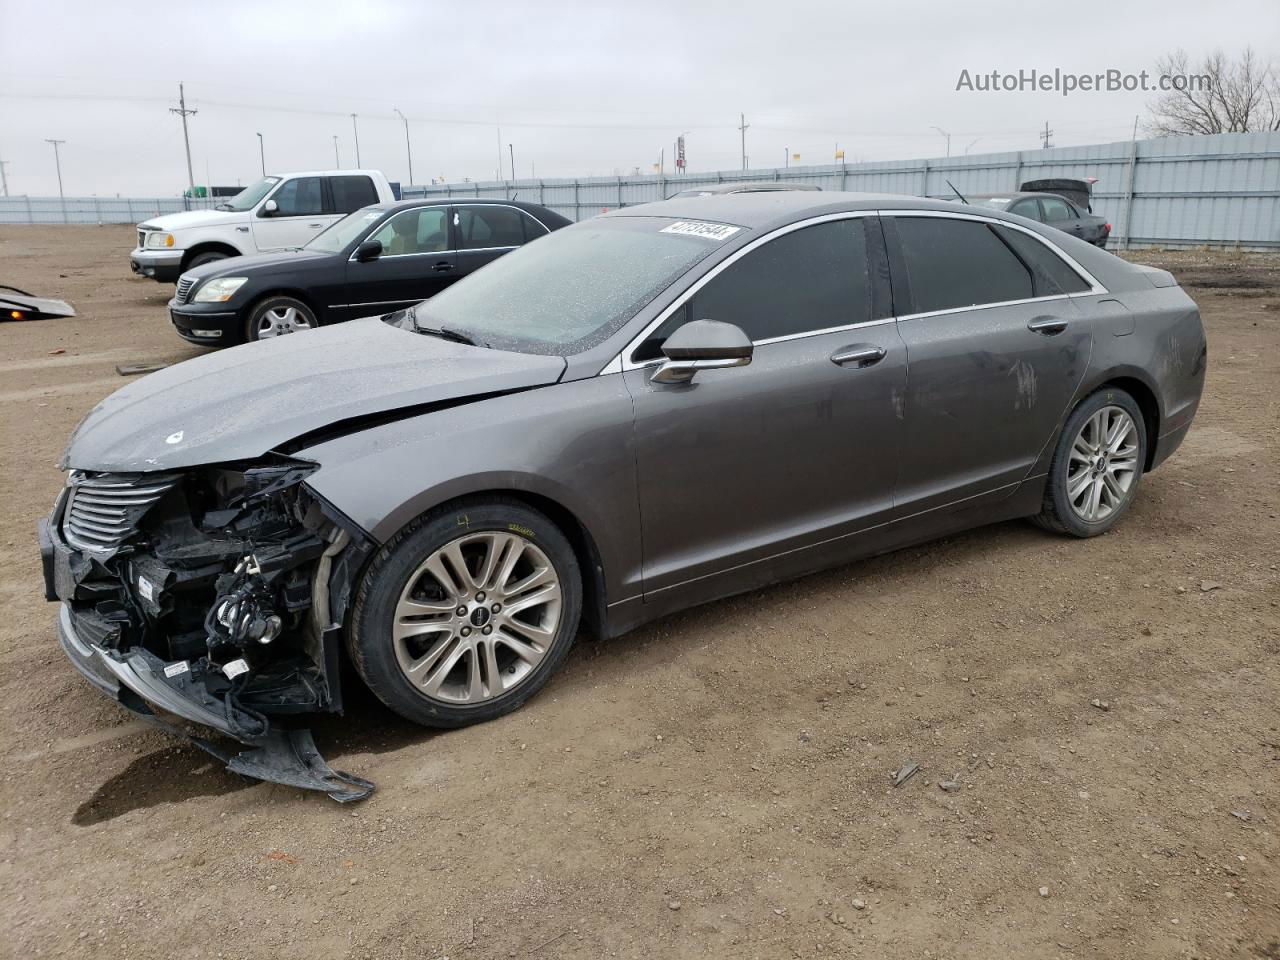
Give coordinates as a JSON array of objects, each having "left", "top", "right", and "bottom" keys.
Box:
[
  {"left": 939, "top": 778, "right": 960, "bottom": 793},
  {"left": 1039, "top": 886, "right": 1050, "bottom": 898},
  {"left": 667, "top": 900, "right": 681, "bottom": 911},
  {"left": 48, "top": 348, "right": 66, "bottom": 355},
  {"left": 1199, "top": 580, "right": 1223, "bottom": 592},
  {"left": 116, "top": 361, "right": 170, "bottom": 376},
  {"left": 892, "top": 761, "right": 921, "bottom": 787},
  {"left": 1090, "top": 698, "right": 1111, "bottom": 712},
  {"left": 1230, "top": 809, "right": 1251, "bottom": 822},
  {"left": 851, "top": 899, "right": 866, "bottom": 910}
]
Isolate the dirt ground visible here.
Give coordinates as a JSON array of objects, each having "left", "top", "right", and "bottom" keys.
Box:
[{"left": 1, "top": 225, "right": 1277, "bottom": 960}]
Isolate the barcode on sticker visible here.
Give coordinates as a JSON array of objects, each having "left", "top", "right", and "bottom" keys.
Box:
[
  {"left": 163, "top": 660, "right": 189, "bottom": 679},
  {"left": 660, "top": 220, "right": 741, "bottom": 242}
]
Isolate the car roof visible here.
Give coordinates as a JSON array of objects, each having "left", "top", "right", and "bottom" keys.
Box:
[{"left": 603, "top": 191, "right": 981, "bottom": 231}]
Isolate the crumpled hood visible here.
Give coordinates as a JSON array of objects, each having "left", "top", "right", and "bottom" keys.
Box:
[
  {"left": 62, "top": 319, "right": 567, "bottom": 472},
  {"left": 139, "top": 209, "right": 247, "bottom": 232}
]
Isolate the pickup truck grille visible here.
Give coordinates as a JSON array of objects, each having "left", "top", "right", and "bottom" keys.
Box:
[
  {"left": 174, "top": 276, "right": 197, "bottom": 304},
  {"left": 63, "top": 473, "right": 179, "bottom": 552}
]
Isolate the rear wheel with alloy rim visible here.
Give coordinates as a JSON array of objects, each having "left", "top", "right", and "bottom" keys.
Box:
[
  {"left": 1033, "top": 387, "right": 1147, "bottom": 537},
  {"left": 349, "top": 499, "right": 582, "bottom": 728},
  {"left": 246, "top": 295, "right": 316, "bottom": 342}
]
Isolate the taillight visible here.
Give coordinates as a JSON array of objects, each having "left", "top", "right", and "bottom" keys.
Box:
[{"left": 1104, "top": 223, "right": 1112, "bottom": 234}]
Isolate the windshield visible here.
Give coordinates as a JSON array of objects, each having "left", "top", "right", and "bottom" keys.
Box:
[
  {"left": 216, "top": 177, "right": 280, "bottom": 211},
  {"left": 414, "top": 217, "right": 729, "bottom": 355},
  {"left": 306, "top": 208, "right": 384, "bottom": 253}
]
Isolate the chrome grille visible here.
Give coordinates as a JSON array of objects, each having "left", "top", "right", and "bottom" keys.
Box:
[
  {"left": 63, "top": 473, "right": 178, "bottom": 552},
  {"left": 174, "top": 275, "right": 197, "bottom": 304}
]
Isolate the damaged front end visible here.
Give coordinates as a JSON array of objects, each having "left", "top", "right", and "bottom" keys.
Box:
[{"left": 38, "top": 459, "right": 376, "bottom": 802}]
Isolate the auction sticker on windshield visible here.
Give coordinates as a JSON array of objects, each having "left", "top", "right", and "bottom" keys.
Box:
[{"left": 660, "top": 220, "right": 741, "bottom": 242}]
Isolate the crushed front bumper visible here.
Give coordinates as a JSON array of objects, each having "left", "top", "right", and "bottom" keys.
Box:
[{"left": 39, "top": 510, "right": 373, "bottom": 803}]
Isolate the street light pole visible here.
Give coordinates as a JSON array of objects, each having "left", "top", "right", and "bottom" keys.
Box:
[
  {"left": 333, "top": 135, "right": 340, "bottom": 168},
  {"left": 351, "top": 114, "right": 361, "bottom": 167},
  {"left": 45, "top": 139, "right": 65, "bottom": 222},
  {"left": 508, "top": 143, "right": 515, "bottom": 181},
  {"left": 393, "top": 108, "right": 414, "bottom": 186},
  {"left": 931, "top": 126, "right": 951, "bottom": 157},
  {"left": 0, "top": 157, "right": 10, "bottom": 197},
  {"left": 256, "top": 132, "right": 265, "bottom": 175},
  {"left": 738, "top": 113, "right": 749, "bottom": 170}
]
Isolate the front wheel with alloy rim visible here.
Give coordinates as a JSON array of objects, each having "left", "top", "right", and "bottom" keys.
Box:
[
  {"left": 245, "top": 295, "right": 316, "bottom": 342},
  {"left": 349, "top": 499, "right": 582, "bottom": 728},
  {"left": 1033, "top": 387, "right": 1147, "bottom": 537}
]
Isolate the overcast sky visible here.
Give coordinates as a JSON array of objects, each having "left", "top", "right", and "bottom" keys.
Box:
[{"left": 2, "top": 0, "right": 1277, "bottom": 196}]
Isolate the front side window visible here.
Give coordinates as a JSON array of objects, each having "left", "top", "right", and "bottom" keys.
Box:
[
  {"left": 1040, "top": 197, "right": 1074, "bottom": 222},
  {"left": 636, "top": 219, "right": 871, "bottom": 359},
  {"left": 1008, "top": 199, "right": 1042, "bottom": 220},
  {"left": 217, "top": 177, "right": 279, "bottom": 212},
  {"left": 269, "top": 177, "right": 325, "bottom": 217},
  {"left": 306, "top": 208, "right": 384, "bottom": 253},
  {"left": 331, "top": 176, "right": 379, "bottom": 214},
  {"left": 894, "top": 216, "right": 1033, "bottom": 313},
  {"left": 368, "top": 208, "right": 449, "bottom": 256},
  {"left": 456, "top": 206, "right": 527, "bottom": 249}
]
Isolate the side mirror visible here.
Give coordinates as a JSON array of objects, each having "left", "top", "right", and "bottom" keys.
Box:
[
  {"left": 354, "top": 239, "right": 383, "bottom": 262},
  {"left": 261, "top": 199, "right": 279, "bottom": 216},
  {"left": 652, "top": 319, "right": 753, "bottom": 384}
]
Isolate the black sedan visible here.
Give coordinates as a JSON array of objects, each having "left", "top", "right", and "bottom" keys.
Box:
[
  {"left": 168, "top": 198, "right": 571, "bottom": 346},
  {"left": 965, "top": 192, "right": 1110, "bottom": 247}
]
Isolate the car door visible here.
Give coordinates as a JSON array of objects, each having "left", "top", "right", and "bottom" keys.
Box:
[
  {"left": 452, "top": 204, "right": 542, "bottom": 279},
  {"left": 622, "top": 215, "right": 906, "bottom": 602},
  {"left": 1040, "top": 196, "right": 1087, "bottom": 241},
  {"left": 885, "top": 213, "right": 1093, "bottom": 513},
  {"left": 252, "top": 176, "right": 335, "bottom": 251},
  {"left": 342, "top": 205, "right": 456, "bottom": 316}
]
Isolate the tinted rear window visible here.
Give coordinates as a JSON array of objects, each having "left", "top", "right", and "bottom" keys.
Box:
[
  {"left": 994, "top": 225, "right": 1091, "bottom": 295},
  {"left": 894, "top": 217, "right": 1033, "bottom": 313},
  {"left": 331, "top": 176, "right": 379, "bottom": 214}
]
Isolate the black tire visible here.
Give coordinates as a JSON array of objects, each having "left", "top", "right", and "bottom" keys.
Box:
[
  {"left": 348, "top": 498, "right": 582, "bottom": 729},
  {"left": 1032, "top": 387, "right": 1147, "bottom": 537},
  {"left": 244, "top": 295, "right": 317, "bottom": 343},
  {"left": 185, "top": 250, "right": 230, "bottom": 270}
]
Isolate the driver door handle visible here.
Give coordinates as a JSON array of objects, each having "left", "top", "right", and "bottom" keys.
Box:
[
  {"left": 1027, "top": 316, "right": 1068, "bottom": 336},
  {"left": 830, "top": 343, "right": 887, "bottom": 367},
  {"left": 432, "top": 261, "right": 454, "bottom": 272}
]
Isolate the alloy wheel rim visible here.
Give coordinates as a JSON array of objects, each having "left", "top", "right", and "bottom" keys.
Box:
[
  {"left": 257, "top": 305, "right": 312, "bottom": 338},
  {"left": 1066, "top": 405, "right": 1140, "bottom": 522},
  {"left": 392, "top": 531, "right": 563, "bottom": 705}
]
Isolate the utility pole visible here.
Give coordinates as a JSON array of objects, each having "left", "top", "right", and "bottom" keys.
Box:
[
  {"left": 351, "top": 114, "right": 361, "bottom": 166},
  {"left": 784, "top": 146, "right": 789, "bottom": 169},
  {"left": 332, "top": 135, "right": 340, "bottom": 168},
  {"left": 508, "top": 143, "right": 515, "bottom": 181},
  {"left": 738, "top": 113, "right": 749, "bottom": 171},
  {"left": 256, "top": 132, "right": 265, "bottom": 175},
  {"left": 0, "top": 156, "right": 9, "bottom": 197},
  {"left": 393, "top": 108, "right": 414, "bottom": 185},
  {"left": 45, "top": 139, "right": 65, "bottom": 221},
  {"left": 169, "top": 82, "right": 197, "bottom": 196},
  {"left": 1040, "top": 121, "right": 1053, "bottom": 149},
  {"left": 496, "top": 126, "right": 503, "bottom": 181},
  {"left": 932, "top": 126, "right": 951, "bottom": 157}
]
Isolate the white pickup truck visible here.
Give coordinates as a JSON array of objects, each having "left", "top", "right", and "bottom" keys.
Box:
[{"left": 130, "top": 169, "right": 398, "bottom": 282}]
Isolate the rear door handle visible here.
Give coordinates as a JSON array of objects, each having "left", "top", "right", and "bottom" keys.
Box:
[
  {"left": 432, "top": 261, "right": 454, "bottom": 272},
  {"left": 830, "top": 343, "right": 887, "bottom": 367},
  {"left": 1027, "top": 316, "right": 1068, "bottom": 336},
  {"left": 308, "top": 222, "right": 324, "bottom": 228}
]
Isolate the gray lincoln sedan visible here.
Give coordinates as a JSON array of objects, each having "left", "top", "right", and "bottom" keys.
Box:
[{"left": 39, "top": 192, "right": 1206, "bottom": 800}]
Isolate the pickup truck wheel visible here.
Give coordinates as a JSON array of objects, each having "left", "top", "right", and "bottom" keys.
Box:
[
  {"left": 246, "top": 296, "right": 316, "bottom": 342},
  {"left": 186, "top": 251, "right": 229, "bottom": 270}
]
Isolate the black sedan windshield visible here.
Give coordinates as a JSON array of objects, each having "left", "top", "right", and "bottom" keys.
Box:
[
  {"left": 307, "top": 208, "right": 384, "bottom": 253},
  {"left": 414, "top": 217, "right": 728, "bottom": 355}
]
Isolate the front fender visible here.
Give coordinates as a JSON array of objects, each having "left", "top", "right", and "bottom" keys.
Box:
[{"left": 297, "top": 375, "right": 643, "bottom": 607}]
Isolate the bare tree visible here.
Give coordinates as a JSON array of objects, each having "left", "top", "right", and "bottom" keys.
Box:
[{"left": 1146, "top": 48, "right": 1279, "bottom": 136}]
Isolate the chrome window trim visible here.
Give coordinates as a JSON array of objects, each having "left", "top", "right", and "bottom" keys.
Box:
[{"left": 455, "top": 244, "right": 519, "bottom": 254}]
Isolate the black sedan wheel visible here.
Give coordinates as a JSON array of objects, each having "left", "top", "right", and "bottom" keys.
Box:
[
  {"left": 348, "top": 498, "right": 582, "bottom": 728},
  {"left": 246, "top": 295, "right": 316, "bottom": 342}
]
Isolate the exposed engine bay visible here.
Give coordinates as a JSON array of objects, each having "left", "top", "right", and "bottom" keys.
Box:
[{"left": 39, "top": 457, "right": 376, "bottom": 801}]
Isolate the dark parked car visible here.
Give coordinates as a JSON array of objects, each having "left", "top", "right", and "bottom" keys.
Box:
[
  {"left": 168, "top": 198, "right": 571, "bottom": 346},
  {"left": 965, "top": 191, "right": 1111, "bottom": 247},
  {"left": 41, "top": 192, "right": 1205, "bottom": 800}
]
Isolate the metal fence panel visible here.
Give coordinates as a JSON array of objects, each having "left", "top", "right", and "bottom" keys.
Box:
[{"left": 1, "top": 132, "right": 1276, "bottom": 247}]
